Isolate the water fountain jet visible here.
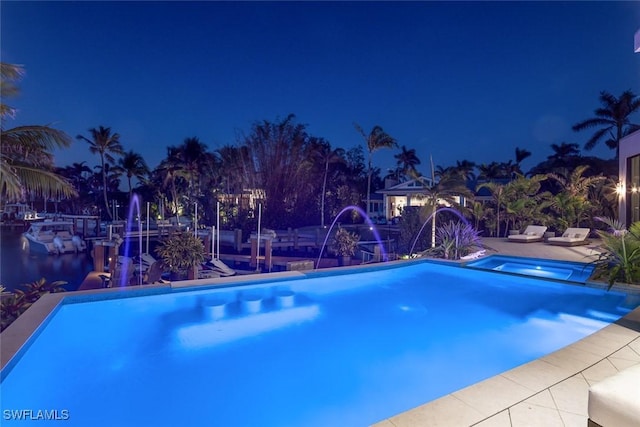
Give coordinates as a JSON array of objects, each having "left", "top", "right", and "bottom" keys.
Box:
[
  {"left": 315, "top": 205, "right": 388, "bottom": 269},
  {"left": 120, "top": 194, "right": 143, "bottom": 287}
]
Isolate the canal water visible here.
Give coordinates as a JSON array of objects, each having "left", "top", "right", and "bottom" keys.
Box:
[
  {"left": 0, "top": 226, "right": 167, "bottom": 292},
  {"left": 0, "top": 226, "right": 94, "bottom": 292}
]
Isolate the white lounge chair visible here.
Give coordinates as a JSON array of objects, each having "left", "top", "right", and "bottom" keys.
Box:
[
  {"left": 547, "top": 227, "right": 590, "bottom": 246},
  {"left": 460, "top": 249, "right": 486, "bottom": 260},
  {"left": 588, "top": 363, "right": 640, "bottom": 427},
  {"left": 507, "top": 225, "right": 547, "bottom": 243}
]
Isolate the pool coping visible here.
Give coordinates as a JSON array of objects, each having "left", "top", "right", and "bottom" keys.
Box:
[{"left": 2, "top": 259, "right": 640, "bottom": 426}]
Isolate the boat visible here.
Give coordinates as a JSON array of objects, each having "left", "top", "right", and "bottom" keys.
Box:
[
  {"left": 1, "top": 203, "right": 45, "bottom": 222},
  {"left": 21, "top": 221, "right": 87, "bottom": 254}
]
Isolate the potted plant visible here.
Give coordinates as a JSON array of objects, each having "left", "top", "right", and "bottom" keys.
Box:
[
  {"left": 330, "top": 227, "right": 360, "bottom": 266},
  {"left": 155, "top": 231, "right": 206, "bottom": 280}
]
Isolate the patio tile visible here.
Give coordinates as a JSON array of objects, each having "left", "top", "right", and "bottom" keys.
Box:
[
  {"left": 608, "top": 355, "right": 640, "bottom": 371},
  {"left": 627, "top": 337, "right": 640, "bottom": 356},
  {"left": 386, "top": 395, "right": 484, "bottom": 427},
  {"left": 541, "top": 345, "right": 602, "bottom": 371},
  {"left": 558, "top": 410, "right": 588, "bottom": 427},
  {"left": 523, "top": 389, "right": 556, "bottom": 409},
  {"left": 609, "top": 345, "right": 640, "bottom": 361},
  {"left": 453, "top": 374, "right": 533, "bottom": 417},
  {"left": 509, "top": 400, "right": 564, "bottom": 427},
  {"left": 548, "top": 374, "right": 589, "bottom": 415},
  {"left": 473, "top": 410, "right": 511, "bottom": 427},
  {"left": 500, "top": 359, "right": 571, "bottom": 392},
  {"left": 570, "top": 337, "right": 616, "bottom": 358},
  {"left": 595, "top": 323, "right": 640, "bottom": 346},
  {"left": 581, "top": 359, "right": 619, "bottom": 384},
  {"left": 370, "top": 420, "right": 396, "bottom": 427}
]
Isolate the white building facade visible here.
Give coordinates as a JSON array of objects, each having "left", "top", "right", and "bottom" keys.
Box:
[{"left": 618, "top": 131, "right": 640, "bottom": 226}]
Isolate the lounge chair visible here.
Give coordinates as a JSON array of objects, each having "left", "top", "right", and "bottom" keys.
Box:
[
  {"left": 507, "top": 225, "right": 547, "bottom": 243},
  {"left": 460, "top": 249, "right": 486, "bottom": 260},
  {"left": 546, "top": 227, "right": 590, "bottom": 246},
  {"left": 143, "top": 261, "right": 169, "bottom": 284},
  {"left": 588, "top": 363, "right": 640, "bottom": 427},
  {"left": 99, "top": 256, "right": 136, "bottom": 287}
]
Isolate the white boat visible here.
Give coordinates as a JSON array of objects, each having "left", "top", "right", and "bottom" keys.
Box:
[
  {"left": 1, "top": 203, "right": 45, "bottom": 222},
  {"left": 21, "top": 221, "right": 87, "bottom": 254}
]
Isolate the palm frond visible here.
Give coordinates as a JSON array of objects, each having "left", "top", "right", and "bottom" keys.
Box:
[
  {"left": 4, "top": 164, "right": 77, "bottom": 200},
  {"left": 2, "top": 125, "right": 73, "bottom": 151}
]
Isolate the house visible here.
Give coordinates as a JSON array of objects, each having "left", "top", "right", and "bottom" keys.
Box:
[
  {"left": 376, "top": 179, "right": 433, "bottom": 220},
  {"left": 376, "top": 178, "right": 470, "bottom": 221},
  {"left": 618, "top": 31, "right": 640, "bottom": 227},
  {"left": 618, "top": 130, "right": 640, "bottom": 227}
]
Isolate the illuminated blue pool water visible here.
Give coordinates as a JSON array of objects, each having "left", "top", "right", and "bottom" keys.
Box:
[
  {"left": 465, "top": 255, "right": 595, "bottom": 283},
  {"left": 0, "top": 261, "right": 635, "bottom": 426}
]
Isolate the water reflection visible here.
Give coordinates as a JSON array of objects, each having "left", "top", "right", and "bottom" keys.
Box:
[{"left": 0, "top": 227, "right": 93, "bottom": 292}]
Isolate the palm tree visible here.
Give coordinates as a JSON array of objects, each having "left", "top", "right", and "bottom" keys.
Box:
[
  {"left": 116, "top": 150, "right": 150, "bottom": 198},
  {"left": 310, "top": 141, "right": 345, "bottom": 227},
  {"left": 477, "top": 181, "right": 507, "bottom": 237},
  {"left": 573, "top": 90, "right": 640, "bottom": 158},
  {"left": 547, "top": 165, "right": 606, "bottom": 228},
  {"left": 502, "top": 174, "right": 549, "bottom": 232},
  {"left": 354, "top": 123, "right": 398, "bottom": 215},
  {"left": 477, "top": 162, "right": 507, "bottom": 180},
  {"left": 156, "top": 146, "right": 184, "bottom": 220},
  {"left": 1, "top": 63, "right": 77, "bottom": 202},
  {"left": 549, "top": 142, "right": 580, "bottom": 161},
  {"left": 394, "top": 145, "right": 421, "bottom": 181},
  {"left": 453, "top": 160, "right": 477, "bottom": 181},
  {"left": 58, "top": 161, "right": 92, "bottom": 212},
  {"left": 512, "top": 147, "right": 532, "bottom": 176},
  {"left": 418, "top": 172, "right": 473, "bottom": 248},
  {"left": 77, "top": 126, "right": 124, "bottom": 219},
  {"left": 179, "top": 137, "right": 208, "bottom": 194},
  {"left": 547, "top": 165, "right": 605, "bottom": 199}
]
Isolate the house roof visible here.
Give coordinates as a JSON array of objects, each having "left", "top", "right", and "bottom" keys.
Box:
[{"left": 376, "top": 178, "right": 433, "bottom": 196}]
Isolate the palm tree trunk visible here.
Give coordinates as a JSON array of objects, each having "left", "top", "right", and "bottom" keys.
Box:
[
  {"left": 321, "top": 159, "right": 329, "bottom": 227},
  {"left": 431, "top": 203, "right": 437, "bottom": 248},
  {"left": 366, "top": 153, "right": 372, "bottom": 216},
  {"left": 101, "top": 157, "right": 112, "bottom": 220}
]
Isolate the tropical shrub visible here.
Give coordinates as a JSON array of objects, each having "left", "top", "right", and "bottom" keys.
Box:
[
  {"left": 592, "top": 217, "right": 640, "bottom": 286},
  {"left": 426, "top": 220, "right": 483, "bottom": 260},
  {"left": 1, "top": 278, "right": 67, "bottom": 332}
]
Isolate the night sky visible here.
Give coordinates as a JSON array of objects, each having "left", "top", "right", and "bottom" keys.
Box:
[{"left": 2, "top": 1, "right": 639, "bottom": 176}]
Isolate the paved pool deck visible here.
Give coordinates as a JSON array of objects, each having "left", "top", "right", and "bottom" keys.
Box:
[{"left": 373, "top": 237, "right": 640, "bottom": 427}]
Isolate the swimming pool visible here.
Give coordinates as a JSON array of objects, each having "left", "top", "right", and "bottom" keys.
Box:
[
  {"left": 0, "top": 260, "right": 635, "bottom": 426},
  {"left": 465, "top": 255, "right": 595, "bottom": 283}
]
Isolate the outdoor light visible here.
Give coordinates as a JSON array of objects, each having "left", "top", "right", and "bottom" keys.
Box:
[{"left": 615, "top": 182, "right": 639, "bottom": 194}]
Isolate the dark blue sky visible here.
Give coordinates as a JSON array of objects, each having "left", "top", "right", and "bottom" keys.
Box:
[{"left": 2, "top": 1, "right": 639, "bottom": 176}]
